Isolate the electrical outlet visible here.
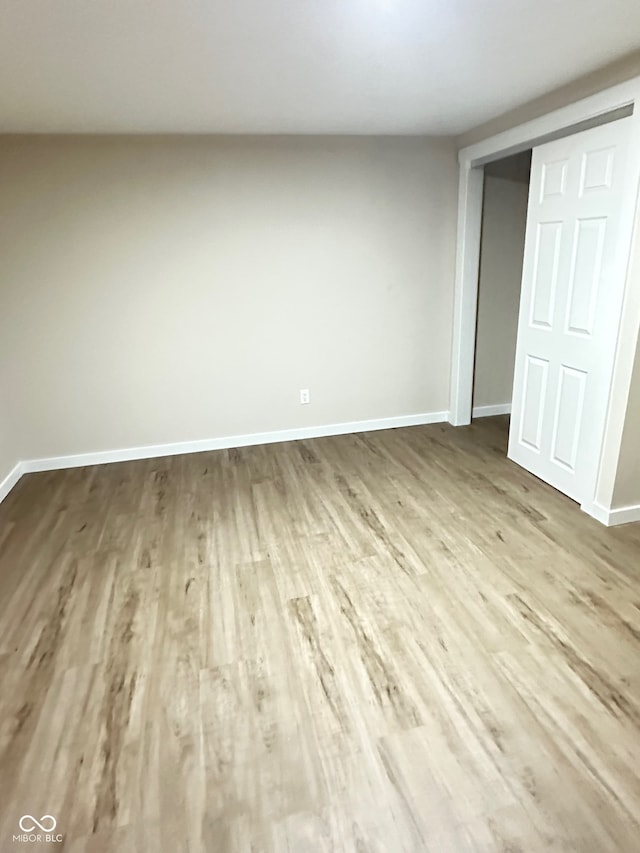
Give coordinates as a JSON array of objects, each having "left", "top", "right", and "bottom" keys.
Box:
[{"left": 300, "top": 388, "right": 310, "bottom": 405}]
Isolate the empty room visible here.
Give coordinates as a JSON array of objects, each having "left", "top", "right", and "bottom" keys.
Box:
[{"left": 2, "top": 1, "right": 640, "bottom": 850}]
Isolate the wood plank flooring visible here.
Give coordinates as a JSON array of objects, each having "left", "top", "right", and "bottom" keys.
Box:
[{"left": 1, "top": 416, "right": 640, "bottom": 851}]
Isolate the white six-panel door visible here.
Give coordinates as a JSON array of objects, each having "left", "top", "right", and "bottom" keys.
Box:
[{"left": 508, "top": 119, "right": 632, "bottom": 503}]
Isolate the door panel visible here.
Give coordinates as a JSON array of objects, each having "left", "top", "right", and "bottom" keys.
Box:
[
  {"left": 530, "top": 222, "right": 562, "bottom": 328},
  {"left": 550, "top": 366, "right": 586, "bottom": 470},
  {"left": 565, "top": 217, "right": 605, "bottom": 335},
  {"left": 580, "top": 147, "right": 615, "bottom": 194},
  {"left": 519, "top": 356, "right": 549, "bottom": 451},
  {"left": 509, "top": 119, "right": 632, "bottom": 503},
  {"left": 540, "top": 159, "right": 568, "bottom": 200}
]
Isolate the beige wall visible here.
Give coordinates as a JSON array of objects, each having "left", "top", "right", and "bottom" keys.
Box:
[
  {"left": 473, "top": 173, "right": 529, "bottom": 411},
  {"left": 0, "top": 135, "right": 457, "bottom": 462},
  {"left": 613, "top": 318, "right": 640, "bottom": 509},
  {"left": 0, "top": 418, "right": 18, "bottom": 489},
  {"left": 0, "top": 341, "right": 19, "bottom": 486}
]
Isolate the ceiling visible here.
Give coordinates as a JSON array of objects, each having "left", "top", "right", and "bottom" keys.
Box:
[{"left": 1, "top": 0, "right": 640, "bottom": 135}]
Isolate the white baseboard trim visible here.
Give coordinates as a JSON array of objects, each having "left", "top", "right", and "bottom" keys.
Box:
[
  {"left": 4, "top": 412, "right": 637, "bottom": 528},
  {"left": 582, "top": 501, "right": 640, "bottom": 526},
  {"left": 581, "top": 501, "right": 611, "bottom": 525},
  {"left": 19, "top": 411, "right": 449, "bottom": 477},
  {"left": 608, "top": 504, "right": 640, "bottom": 526},
  {"left": 472, "top": 403, "right": 512, "bottom": 418},
  {"left": 0, "top": 462, "right": 24, "bottom": 505}
]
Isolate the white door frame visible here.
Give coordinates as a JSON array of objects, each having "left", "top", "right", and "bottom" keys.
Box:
[{"left": 450, "top": 77, "right": 640, "bottom": 522}]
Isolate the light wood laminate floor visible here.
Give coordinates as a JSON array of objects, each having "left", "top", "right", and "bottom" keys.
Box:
[{"left": 1, "top": 416, "right": 640, "bottom": 852}]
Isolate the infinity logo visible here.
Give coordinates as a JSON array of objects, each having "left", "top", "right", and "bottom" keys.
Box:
[{"left": 19, "top": 815, "right": 57, "bottom": 832}]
